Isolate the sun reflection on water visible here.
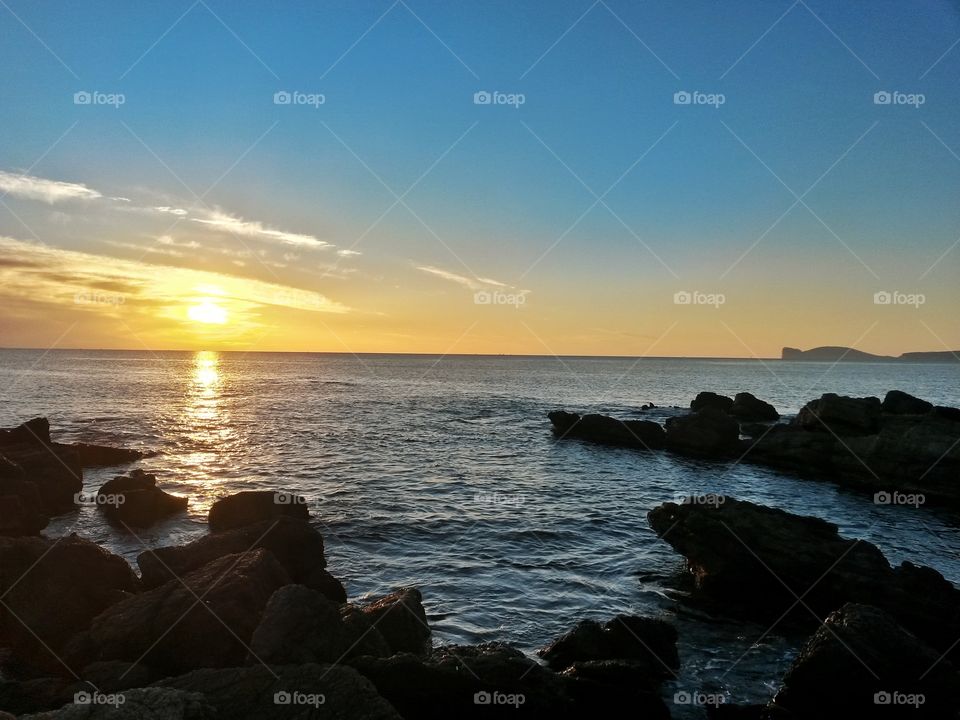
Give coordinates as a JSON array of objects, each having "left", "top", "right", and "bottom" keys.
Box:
[{"left": 181, "top": 351, "right": 232, "bottom": 510}]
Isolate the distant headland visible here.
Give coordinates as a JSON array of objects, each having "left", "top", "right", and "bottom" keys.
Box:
[{"left": 782, "top": 346, "right": 960, "bottom": 362}]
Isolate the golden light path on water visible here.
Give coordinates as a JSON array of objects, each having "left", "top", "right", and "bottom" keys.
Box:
[{"left": 180, "top": 350, "right": 232, "bottom": 511}]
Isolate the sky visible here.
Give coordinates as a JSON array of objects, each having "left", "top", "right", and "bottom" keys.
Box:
[{"left": 0, "top": 0, "right": 958, "bottom": 357}]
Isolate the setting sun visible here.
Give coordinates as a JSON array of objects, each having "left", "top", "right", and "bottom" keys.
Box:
[{"left": 187, "top": 301, "right": 228, "bottom": 325}]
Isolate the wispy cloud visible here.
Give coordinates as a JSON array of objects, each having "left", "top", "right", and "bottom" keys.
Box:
[
  {"left": 0, "top": 170, "right": 102, "bottom": 203},
  {"left": 416, "top": 264, "right": 524, "bottom": 294},
  {"left": 193, "top": 210, "right": 330, "bottom": 249}
]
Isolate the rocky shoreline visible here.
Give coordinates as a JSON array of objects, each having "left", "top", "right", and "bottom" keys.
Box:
[{"left": 1, "top": 400, "right": 959, "bottom": 718}]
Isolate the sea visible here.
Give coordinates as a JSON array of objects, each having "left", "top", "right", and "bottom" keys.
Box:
[{"left": 1, "top": 349, "right": 958, "bottom": 716}]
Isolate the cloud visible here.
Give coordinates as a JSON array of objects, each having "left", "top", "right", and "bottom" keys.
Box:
[
  {"left": 193, "top": 210, "right": 330, "bottom": 249},
  {"left": 337, "top": 249, "right": 362, "bottom": 257},
  {"left": 0, "top": 170, "right": 102, "bottom": 204},
  {"left": 416, "top": 265, "right": 523, "bottom": 294}
]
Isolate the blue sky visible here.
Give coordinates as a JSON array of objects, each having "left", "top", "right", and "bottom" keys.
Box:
[{"left": 1, "top": 0, "right": 958, "bottom": 355}]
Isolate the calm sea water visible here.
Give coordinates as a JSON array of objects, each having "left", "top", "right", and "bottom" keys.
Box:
[{"left": 2, "top": 349, "right": 958, "bottom": 714}]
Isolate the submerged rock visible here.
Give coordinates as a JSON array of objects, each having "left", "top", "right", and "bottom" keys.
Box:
[
  {"left": 647, "top": 498, "right": 960, "bottom": 660},
  {"left": 137, "top": 516, "right": 345, "bottom": 601},
  {"left": 548, "top": 411, "right": 666, "bottom": 449},
  {"left": 66, "top": 549, "right": 289, "bottom": 675},
  {"left": 97, "top": 469, "right": 188, "bottom": 528},
  {"left": 768, "top": 603, "right": 960, "bottom": 717},
  {"left": 68, "top": 443, "right": 145, "bottom": 468},
  {"left": 538, "top": 615, "right": 678, "bottom": 682},
  {"left": 208, "top": 490, "right": 309, "bottom": 532}
]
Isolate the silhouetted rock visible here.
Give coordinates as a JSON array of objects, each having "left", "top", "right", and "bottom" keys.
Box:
[
  {"left": 647, "top": 498, "right": 960, "bottom": 660},
  {"left": 97, "top": 469, "right": 187, "bottom": 528},
  {"left": 19, "top": 687, "right": 215, "bottom": 720},
  {"left": 665, "top": 407, "right": 741, "bottom": 457},
  {"left": 729, "top": 392, "right": 779, "bottom": 421},
  {"left": 137, "top": 517, "right": 344, "bottom": 601},
  {"left": 768, "top": 603, "right": 960, "bottom": 718},
  {"left": 250, "top": 585, "right": 390, "bottom": 665},
  {"left": 360, "top": 588, "right": 431, "bottom": 656},
  {"left": 0, "top": 677, "right": 80, "bottom": 716},
  {"left": 208, "top": 490, "right": 309, "bottom": 532},
  {"left": 548, "top": 411, "right": 665, "bottom": 449},
  {"left": 0, "top": 418, "right": 82, "bottom": 513},
  {"left": 881, "top": 390, "right": 933, "bottom": 416},
  {"left": 0, "top": 535, "right": 139, "bottom": 675},
  {"left": 153, "top": 664, "right": 401, "bottom": 720},
  {"left": 0, "top": 474, "right": 47, "bottom": 536},
  {"left": 66, "top": 549, "right": 289, "bottom": 675},
  {"left": 538, "top": 615, "right": 678, "bottom": 682},
  {"left": 691, "top": 392, "right": 734, "bottom": 413},
  {"left": 68, "top": 443, "right": 145, "bottom": 468},
  {"left": 794, "top": 393, "right": 881, "bottom": 435}
]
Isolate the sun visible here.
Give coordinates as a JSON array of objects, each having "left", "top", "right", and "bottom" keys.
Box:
[{"left": 187, "top": 300, "right": 228, "bottom": 325}]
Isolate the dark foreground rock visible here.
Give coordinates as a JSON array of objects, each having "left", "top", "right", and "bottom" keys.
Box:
[
  {"left": 0, "top": 535, "right": 139, "bottom": 675},
  {"left": 691, "top": 392, "right": 734, "bottom": 413},
  {"left": 137, "top": 516, "right": 345, "bottom": 601},
  {"left": 66, "top": 549, "right": 289, "bottom": 675},
  {"left": 97, "top": 469, "right": 188, "bottom": 528},
  {"left": 154, "top": 664, "right": 401, "bottom": 720},
  {"left": 648, "top": 498, "right": 960, "bottom": 661},
  {"left": 729, "top": 392, "right": 780, "bottom": 421},
  {"left": 208, "top": 490, "right": 310, "bottom": 532},
  {"left": 360, "top": 587, "right": 432, "bottom": 656},
  {"left": 250, "top": 585, "right": 390, "bottom": 664},
  {"left": 68, "top": 443, "right": 145, "bottom": 468},
  {"left": 768, "top": 603, "right": 960, "bottom": 718},
  {"left": 548, "top": 411, "right": 666, "bottom": 449},
  {"left": 19, "top": 687, "right": 215, "bottom": 720},
  {"left": 0, "top": 418, "right": 82, "bottom": 514},
  {"left": 746, "top": 390, "right": 960, "bottom": 507},
  {"left": 0, "top": 474, "right": 47, "bottom": 536},
  {"left": 665, "top": 407, "right": 741, "bottom": 457},
  {"left": 538, "top": 615, "right": 678, "bottom": 682}
]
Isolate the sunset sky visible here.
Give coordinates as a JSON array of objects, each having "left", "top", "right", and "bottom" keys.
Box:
[{"left": 1, "top": 1, "right": 958, "bottom": 357}]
